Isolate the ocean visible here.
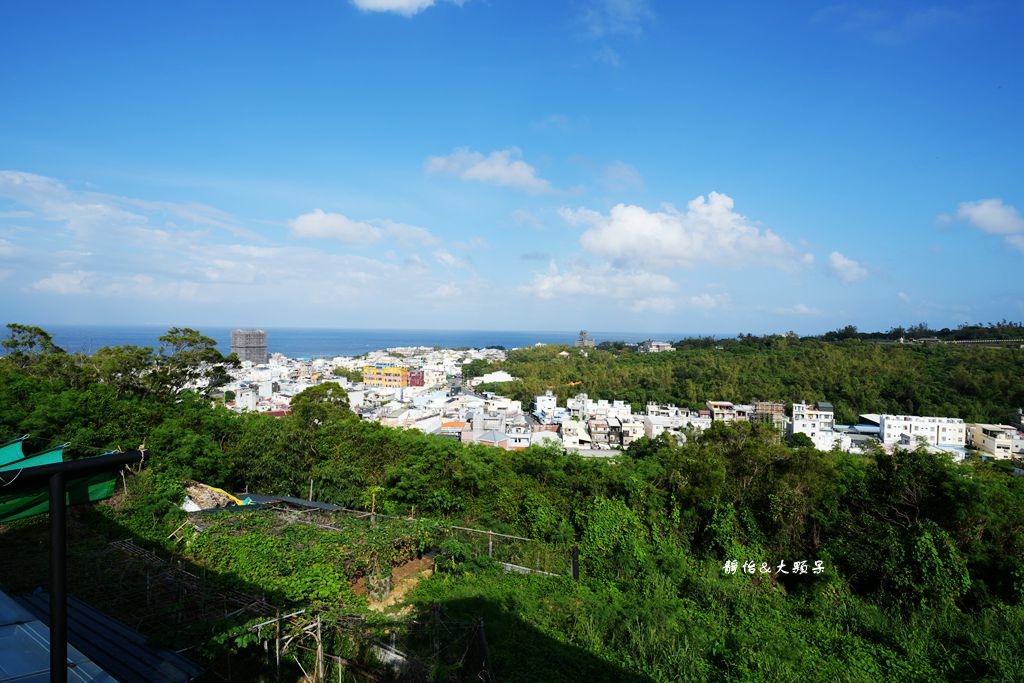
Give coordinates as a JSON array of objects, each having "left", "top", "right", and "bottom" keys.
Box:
[{"left": 35, "top": 325, "right": 691, "bottom": 359}]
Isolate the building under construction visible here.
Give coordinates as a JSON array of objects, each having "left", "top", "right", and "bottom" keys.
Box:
[{"left": 231, "top": 329, "right": 268, "bottom": 364}]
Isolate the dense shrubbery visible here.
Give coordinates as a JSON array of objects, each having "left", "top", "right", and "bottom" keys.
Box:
[{"left": 2, "top": 324, "right": 1023, "bottom": 680}]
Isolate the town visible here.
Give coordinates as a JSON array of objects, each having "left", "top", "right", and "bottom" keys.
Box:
[{"left": 222, "top": 330, "right": 1024, "bottom": 463}]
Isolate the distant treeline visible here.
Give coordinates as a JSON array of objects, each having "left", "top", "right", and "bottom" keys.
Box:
[
  {"left": 470, "top": 328, "right": 1024, "bottom": 426},
  {"left": 604, "top": 320, "right": 1024, "bottom": 349}
]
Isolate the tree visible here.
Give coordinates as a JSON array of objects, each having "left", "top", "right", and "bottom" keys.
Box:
[
  {"left": 148, "top": 327, "right": 238, "bottom": 398},
  {"left": 461, "top": 358, "right": 493, "bottom": 381},
  {"left": 1, "top": 323, "right": 65, "bottom": 369},
  {"left": 331, "top": 366, "right": 363, "bottom": 383},
  {"left": 90, "top": 344, "right": 157, "bottom": 398},
  {"left": 787, "top": 432, "right": 815, "bottom": 449},
  {"left": 289, "top": 382, "right": 354, "bottom": 428}
]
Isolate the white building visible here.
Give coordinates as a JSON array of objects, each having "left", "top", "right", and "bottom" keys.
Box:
[
  {"left": 620, "top": 418, "right": 646, "bottom": 447},
  {"left": 638, "top": 340, "right": 674, "bottom": 353},
  {"left": 966, "top": 423, "right": 1017, "bottom": 459},
  {"left": 236, "top": 389, "right": 258, "bottom": 412},
  {"left": 789, "top": 402, "right": 849, "bottom": 451},
  {"left": 469, "top": 370, "right": 517, "bottom": 387},
  {"left": 567, "top": 393, "right": 632, "bottom": 420},
  {"left": 534, "top": 391, "right": 558, "bottom": 415},
  {"left": 560, "top": 419, "right": 592, "bottom": 450},
  {"left": 878, "top": 414, "right": 966, "bottom": 447}
]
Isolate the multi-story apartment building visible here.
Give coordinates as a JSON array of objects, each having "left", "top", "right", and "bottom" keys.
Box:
[
  {"left": 966, "top": 423, "right": 1016, "bottom": 459},
  {"left": 789, "top": 401, "right": 847, "bottom": 451},
  {"left": 878, "top": 414, "right": 966, "bottom": 447},
  {"left": 567, "top": 393, "right": 632, "bottom": 420},
  {"left": 707, "top": 401, "right": 749, "bottom": 421},
  {"left": 362, "top": 364, "right": 409, "bottom": 388},
  {"left": 620, "top": 418, "right": 646, "bottom": 447},
  {"left": 588, "top": 417, "right": 612, "bottom": 447}
]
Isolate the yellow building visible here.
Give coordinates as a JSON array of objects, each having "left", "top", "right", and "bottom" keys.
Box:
[{"left": 362, "top": 365, "right": 409, "bottom": 388}]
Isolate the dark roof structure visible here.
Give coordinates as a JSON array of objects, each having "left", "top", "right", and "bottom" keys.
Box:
[
  {"left": 0, "top": 592, "right": 112, "bottom": 683},
  {"left": 240, "top": 493, "right": 342, "bottom": 511},
  {"left": 13, "top": 590, "right": 202, "bottom": 683}
]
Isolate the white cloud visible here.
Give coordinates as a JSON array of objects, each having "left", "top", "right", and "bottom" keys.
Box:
[
  {"left": 433, "top": 249, "right": 470, "bottom": 268},
  {"left": 815, "top": 4, "right": 963, "bottom": 45},
  {"left": 776, "top": 303, "right": 821, "bottom": 316},
  {"left": 30, "top": 270, "right": 95, "bottom": 295},
  {"left": 631, "top": 296, "right": 674, "bottom": 313},
  {"left": 582, "top": 0, "right": 654, "bottom": 38},
  {"left": 350, "top": 0, "right": 465, "bottom": 17},
  {"left": 0, "top": 171, "right": 145, "bottom": 235},
  {"left": 957, "top": 199, "right": 1024, "bottom": 235},
  {"left": 562, "top": 192, "right": 813, "bottom": 271},
  {"left": 0, "top": 170, "right": 256, "bottom": 244},
  {"left": 1007, "top": 235, "right": 1024, "bottom": 253},
  {"left": 429, "top": 283, "right": 461, "bottom": 298},
  {"left": 425, "top": 148, "right": 553, "bottom": 194},
  {"left": 521, "top": 261, "right": 676, "bottom": 302},
  {"left": 827, "top": 251, "right": 868, "bottom": 284},
  {"left": 0, "top": 170, "right": 491, "bottom": 326},
  {"left": 601, "top": 161, "right": 643, "bottom": 192},
  {"left": 379, "top": 220, "right": 438, "bottom": 247},
  {"left": 688, "top": 292, "right": 731, "bottom": 311},
  {"left": 956, "top": 198, "right": 1024, "bottom": 235},
  {"left": 289, "top": 209, "right": 382, "bottom": 244},
  {"left": 897, "top": 291, "right": 911, "bottom": 304},
  {"left": 512, "top": 208, "right": 544, "bottom": 230}
]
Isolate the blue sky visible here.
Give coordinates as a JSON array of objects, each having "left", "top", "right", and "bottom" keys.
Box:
[{"left": 1, "top": 0, "right": 1021, "bottom": 335}]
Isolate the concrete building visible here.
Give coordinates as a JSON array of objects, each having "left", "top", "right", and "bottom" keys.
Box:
[
  {"left": 638, "top": 340, "right": 674, "bottom": 353},
  {"left": 588, "top": 417, "right": 612, "bottom": 447},
  {"left": 471, "top": 370, "right": 517, "bottom": 387},
  {"left": 575, "top": 330, "right": 596, "bottom": 348},
  {"left": 560, "top": 419, "right": 592, "bottom": 450},
  {"left": 236, "top": 389, "right": 258, "bottom": 412},
  {"left": 878, "top": 414, "right": 966, "bottom": 448},
  {"left": 534, "top": 391, "right": 558, "bottom": 419},
  {"left": 620, "top": 418, "right": 646, "bottom": 447},
  {"left": 504, "top": 419, "right": 532, "bottom": 451},
  {"left": 966, "top": 423, "right": 1017, "bottom": 459},
  {"left": 707, "top": 401, "right": 747, "bottom": 422},
  {"left": 362, "top": 365, "right": 410, "bottom": 388},
  {"left": 567, "top": 393, "right": 632, "bottom": 420},
  {"left": 231, "top": 329, "right": 268, "bottom": 364},
  {"left": 789, "top": 401, "right": 849, "bottom": 451}
]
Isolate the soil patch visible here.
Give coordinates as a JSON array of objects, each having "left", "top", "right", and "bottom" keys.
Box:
[{"left": 353, "top": 557, "right": 434, "bottom": 612}]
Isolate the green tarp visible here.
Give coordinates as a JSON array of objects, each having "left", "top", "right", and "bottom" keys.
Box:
[
  {"left": 0, "top": 445, "right": 65, "bottom": 472},
  {"left": 0, "top": 437, "right": 26, "bottom": 467},
  {"left": 0, "top": 444, "right": 120, "bottom": 523},
  {"left": 0, "top": 473, "right": 118, "bottom": 523}
]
